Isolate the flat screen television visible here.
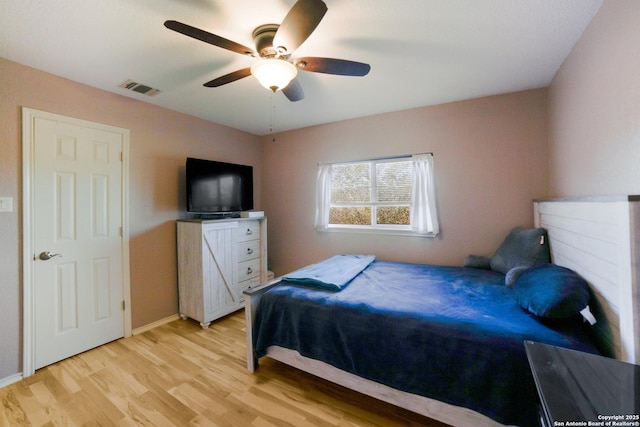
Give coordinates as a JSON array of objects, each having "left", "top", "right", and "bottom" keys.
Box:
[{"left": 186, "top": 157, "right": 253, "bottom": 216}]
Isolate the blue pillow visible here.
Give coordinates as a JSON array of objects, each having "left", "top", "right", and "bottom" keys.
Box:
[{"left": 513, "top": 263, "right": 590, "bottom": 319}]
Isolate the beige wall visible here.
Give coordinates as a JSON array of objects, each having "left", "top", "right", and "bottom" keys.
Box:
[
  {"left": 549, "top": 0, "right": 640, "bottom": 197},
  {"left": 0, "top": 57, "right": 262, "bottom": 379},
  {"left": 261, "top": 89, "right": 549, "bottom": 276}
]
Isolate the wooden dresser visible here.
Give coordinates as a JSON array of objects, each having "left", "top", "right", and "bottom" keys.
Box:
[{"left": 177, "top": 217, "right": 267, "bottom": 328}]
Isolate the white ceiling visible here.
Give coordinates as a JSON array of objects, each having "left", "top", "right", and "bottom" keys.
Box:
[{"left": 0, "top": 0, "right": 602, "bottom": 136}]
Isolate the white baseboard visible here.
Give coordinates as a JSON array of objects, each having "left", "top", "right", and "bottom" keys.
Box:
[
  {"left": 132, "top": 314, "right": 180, "bottom": 335},
  {"left": 0, "top": 373, "right": 23, "bottom": 389}
]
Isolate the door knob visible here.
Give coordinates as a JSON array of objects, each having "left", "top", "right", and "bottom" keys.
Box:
[{"left": 39, "top": 251, "right": 63, "bottom": 261}]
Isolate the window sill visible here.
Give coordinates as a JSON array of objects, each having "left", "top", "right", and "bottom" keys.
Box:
[{"left": 317, "top": 226, "right": 437, "bottom": 238}]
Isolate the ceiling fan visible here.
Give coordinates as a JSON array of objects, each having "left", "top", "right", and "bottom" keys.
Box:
[{"left": 164, "top": 0, "right": 370, "bottom": 102}]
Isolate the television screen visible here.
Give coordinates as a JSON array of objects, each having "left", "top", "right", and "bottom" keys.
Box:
[{"left": 186, "top": 157, "right": 253, "bottom": 214}]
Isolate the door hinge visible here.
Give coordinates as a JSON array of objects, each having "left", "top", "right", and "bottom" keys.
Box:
[
  {"left": 119, "top": 152, "right": 123, "bottom": 162},
  {"left": 122, "top": 300, "right": 125, "bottom": 311}
]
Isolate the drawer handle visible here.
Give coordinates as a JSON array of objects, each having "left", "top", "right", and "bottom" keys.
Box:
[
  {"left": 247, "top": 248, "right": 253, "bottom": 255},
  {"left": 246, "top": 267, "right": 253, "bottom": 275},
  {"left": 245, "top": 228, "right": 253, "bottom": 235}
]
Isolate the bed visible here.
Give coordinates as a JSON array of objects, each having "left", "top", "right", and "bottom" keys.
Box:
[{"left": 244, "top": 197, "right": 640, "bottom": 427}]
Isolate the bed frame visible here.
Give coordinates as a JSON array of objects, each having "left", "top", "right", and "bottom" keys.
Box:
[
  {"left": 244, "top": 196, "right": 639, "bottom": 427},
  {"left": 534, "top": 195, "right": 639, "bottom": 363}
]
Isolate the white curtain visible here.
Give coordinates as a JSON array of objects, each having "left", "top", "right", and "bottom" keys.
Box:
[
  {"left": 314, "top": 163, "right": 332, "bottom": 231},
  {"left": 410, "top": 153, "right": 439, "bottom": 235}
]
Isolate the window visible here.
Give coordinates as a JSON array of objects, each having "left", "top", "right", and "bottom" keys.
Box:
[
  {"left": 329, "top": 159, "right": 412, "bottom": 229},
  {"left": 315, "top": 153, "right": 439, "bottom": 236}
]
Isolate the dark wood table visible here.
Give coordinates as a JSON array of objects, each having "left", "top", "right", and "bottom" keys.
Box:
[{"left": 525, "top": 340, "right": 640, "bottom": 427}]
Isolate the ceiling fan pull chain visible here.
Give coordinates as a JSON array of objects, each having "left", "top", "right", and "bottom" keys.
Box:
[{"left": 270, "top": 92, "right": 276, "bottom": 136}]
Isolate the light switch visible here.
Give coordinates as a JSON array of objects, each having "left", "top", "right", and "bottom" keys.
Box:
[{"left": 0, "top": 197, "right": 14, "bottom": 212}]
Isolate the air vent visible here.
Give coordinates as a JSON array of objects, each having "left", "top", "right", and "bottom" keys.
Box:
[{"left": 119, "top": 79, "right": 161, "bottom": 97}]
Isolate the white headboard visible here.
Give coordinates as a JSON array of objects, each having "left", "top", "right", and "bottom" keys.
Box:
[{"left": 534, "top": 196, "right": 639, "bottom": 363}]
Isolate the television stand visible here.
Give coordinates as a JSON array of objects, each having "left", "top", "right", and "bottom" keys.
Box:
[{"left": 176, "top": 217, "right": 268, "bottom": 328}]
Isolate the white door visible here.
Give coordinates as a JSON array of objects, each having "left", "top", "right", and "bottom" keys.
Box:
[{"left": 23, "top": 109, "right": 130, "bottom": 371}]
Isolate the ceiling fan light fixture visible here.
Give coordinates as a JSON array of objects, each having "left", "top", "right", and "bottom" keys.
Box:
[{"left": 251, "top": 59, "right": 298, "bottom": 92}]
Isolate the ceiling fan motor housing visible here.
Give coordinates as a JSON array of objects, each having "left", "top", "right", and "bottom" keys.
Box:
[{"left": 253, "top": 24, "right": 280, "bottom": 57}]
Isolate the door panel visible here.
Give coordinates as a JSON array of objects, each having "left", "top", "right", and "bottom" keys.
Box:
[
  {"left": 203, "top": 225, "right": 237, "bottom": 315},
  {"left": 56, "top": 261, "right": 78, "bottom": 332}
]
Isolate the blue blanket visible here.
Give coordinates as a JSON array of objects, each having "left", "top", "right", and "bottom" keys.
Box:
[
  {"left": 281, "top": 254, "right": 375, "bottom": 291},
  {"left": 253, "top": 260, "right": 599, "bottom": 427}
]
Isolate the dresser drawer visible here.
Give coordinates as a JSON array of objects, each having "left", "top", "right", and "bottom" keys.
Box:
[
  {"left": 235, "top": 221, "right": 260, "bottom": 242},
  {"left": 238, "top": 276, "right": 261, "bottom": 293},
  {"left": 238, "top": 258, "right": 261, "bottom": 282},
  {"left": 238, "top": 240, "right": 260, "bottom": 262}
]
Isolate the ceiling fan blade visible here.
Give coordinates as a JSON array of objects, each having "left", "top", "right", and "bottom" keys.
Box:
[
  {"left": 164, "top": 20, "right": 255, "bottom": 56},
  {"left": 295, "top": 57, "right": 371, "bottom": 76},
  {"left": 273, "top": 0, "right": 327, "bottom": 54},
  {"left": 282, "top": 78, "right": 304, "bottom": 102},
  {"left": 204, "top": 68, "right": 252, "bottom": 87}
]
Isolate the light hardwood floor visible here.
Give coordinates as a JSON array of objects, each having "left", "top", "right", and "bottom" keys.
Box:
[{"left": 0, "top": 311, "right": 449, "bottom": 427}]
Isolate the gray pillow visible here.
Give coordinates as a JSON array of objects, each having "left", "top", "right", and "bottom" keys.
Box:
[
  {"left": 463, "top": 254, "right": 492, "bottom": 270},
  {"left": 505, "top": 265, "right": 529, "bottom": 287},
  {"left": 490, "top": 227, "right": 551, "bottom": 275}
]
